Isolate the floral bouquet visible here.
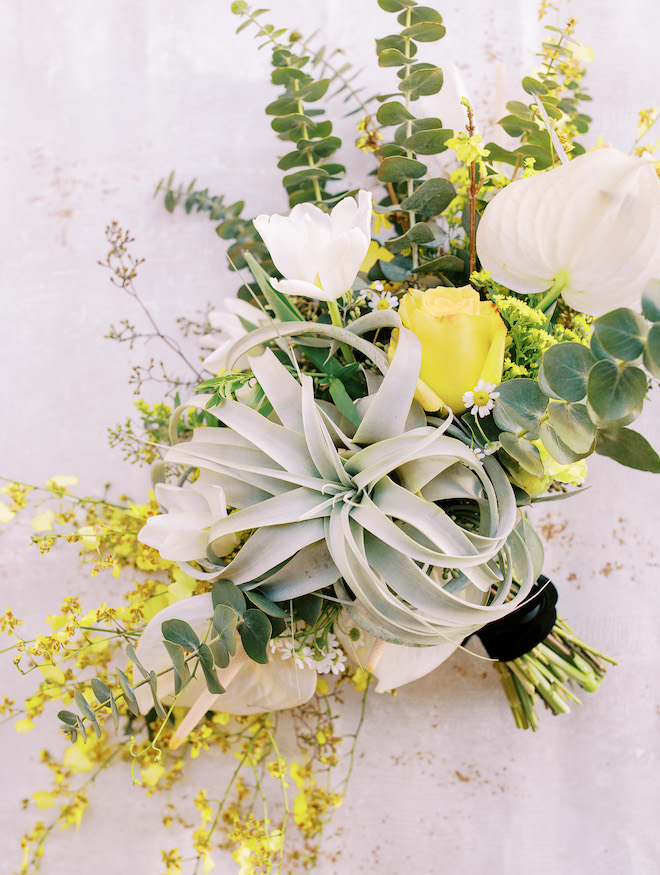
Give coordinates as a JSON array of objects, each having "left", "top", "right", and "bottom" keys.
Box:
[{"left": 3, "top": 2, "right": 660, "bottom": 872}]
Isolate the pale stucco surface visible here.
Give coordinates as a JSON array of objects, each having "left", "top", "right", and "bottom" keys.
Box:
[{"left": 1, "top": 2, "right": 659, "bottom": 873}]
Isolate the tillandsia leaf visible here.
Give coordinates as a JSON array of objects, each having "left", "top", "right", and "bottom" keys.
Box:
[{"left": 138, "top": 318, "right": 539, "bottom": 650}]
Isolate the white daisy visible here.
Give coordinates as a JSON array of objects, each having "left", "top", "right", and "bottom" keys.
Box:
[
  {"left": 462, "top": 379, "right": 500, "bottom": 418},
  {"left": 367, "top": 288, "right": 399, "bottom": 311}
]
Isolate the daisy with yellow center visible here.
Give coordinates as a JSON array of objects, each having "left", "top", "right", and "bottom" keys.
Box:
[{"left": 462, "top": 379, "right": 500, "bottom": 418}]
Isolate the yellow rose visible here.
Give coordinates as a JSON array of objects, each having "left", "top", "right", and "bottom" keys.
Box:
[{"left": 398, "top": 286, "right": 507, "bottom": 413}]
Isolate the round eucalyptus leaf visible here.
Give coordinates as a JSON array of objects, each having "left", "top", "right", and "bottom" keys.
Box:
[
  {"left": 590, "top": 332, "right": 617, "bottom": 363},
  {"left": 499, "top": 433, "right": 545, "bottom": 478},
  {"left": 643, "top": 322, "right": 660, "bottom": 378},
  {"left": 538, "top": 342, "right": 596, "bottom": 402},
  {"left": 593, "top": 307, "right": 648, "bottom": 361},
  {"left": 587, "top": 360, "right": 647, "bottom": 423},
  {"left": 642, "top": 278, "right": 660, "bottom": 323},
  {"left": 493, "top": 378, "right": 548, "bottom": 439},
  {"left": 546, "top": 401, "right": 597, "bottom": 455},
  {"left": 539, "top": 422, "right": 586, "bottom": 465}
]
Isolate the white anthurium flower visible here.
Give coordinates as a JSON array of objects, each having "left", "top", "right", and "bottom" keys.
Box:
[
  {"left": 333, "top": 610, "right": 461, "bottom": 693},
  {"left": 202, "top": 298, "right": 271, "bottom": 374},
  {"left": 476, "top": 148, "right": 660, "bottom": 316},
  {"left": 138, "top": 476, "right": 238, "bottom": 562},
  {"left": 253, "top": 191, "right": 372, "bottom": 301},
  {"left": 133, "top": 594, "right": 317, "bottom": 745}
]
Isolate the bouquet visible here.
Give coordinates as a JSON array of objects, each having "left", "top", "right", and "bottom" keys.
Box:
[{"left": 2, "top": 2, "right": 659, "bottom": 872}]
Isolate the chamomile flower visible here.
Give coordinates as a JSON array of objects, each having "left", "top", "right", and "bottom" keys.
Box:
[
  {"left": 462, "top": 379, "right": 500, "bottom": 418},
  {"left": 367, "top": 287, "right": 399, "bottom": 311}
]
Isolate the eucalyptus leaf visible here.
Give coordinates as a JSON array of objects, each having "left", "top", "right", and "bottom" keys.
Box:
[
  {"left": 397, "top": 6, "right": 443, "bottom": 24},
  {"left": 399, "top": 178, "right": 456, "bottom": 217},
  {"left": 380, "top": 255, "right": 413, "bottom": 282},
  {"left": 378, "top": 48, "right": 416, "bottom": 67},
  {"left": 493, "top": 379, "right": 549, "bottom": 439},
  {"left": 293, "top": 593, "right": 323, "bottom": 626},
  {"left": 644, "top": 323, "right": 660, "bottom": 377},
  {"left": 209, "top": 638, "right": 230, "bottom": 670},
  {"left": 212, "top": 605, "right": 239, "bottom": 656},
  {"left": 378, "top": 155, "right": 427, "bottom": 183},
  {"left": 117, "top": 668, "right": 139, "bottom": 716},
  {"left": 245, "top": 590, "right": 290, "bottom": 617},
  {"left": 161, "top": 618, "right": 200, "bottom": 652},
  {"left": 402, "top": 128, "right": 452, "bottom": 154},
  {"left": 593, "top": 308, "right": 648, "bottom": 361},
  {"left": 595, "top": 428, "right": 660, "bottom": 473},
  {"left": 376, "top": 101, "right": 414, "bottom": 126},
  {"left": 238, "top": 610, "right": 272, "bottom": 664},
  {"left": 212, "top": 579, "right": 247, "bottom": 616},
  {"left": 148, "top": 671, "right": 167, "bottom": 719},
  {"left": 642, "top": 278, "right": 660, "bottom": 322},
  {"left": 91, "top": 678, "right": 112, "bottom": 705},
  {"left": 546, "top": 401, "right": 597, "bottom": 455},
  {"left": 539, "top": 421, "right": 585, "bottom": 465},
  {"left": 499, "top": 433, "right": 545, "bottom": 478},
  {"left": 58, "top": 710, "right": 78, "bottom": 726},
  {"left": 538, "top": 342, "right": 595, "bottom": 402},
  {"left": 418, "top": 254, "right": 464, "bottom": 274},
  {"left": 398, "top": 66, "right": 444, "bottom": 99},
  {"left": 587, "top": 360, "right": 647, "bottom": 423},
  {"left": 163, "top": 640, "right": 186, "bottom": 682},
  {"left": 400, "top": 21, "right": 446, "bottom": 41}
]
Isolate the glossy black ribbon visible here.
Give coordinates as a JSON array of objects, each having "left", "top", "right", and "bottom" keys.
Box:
[{"left": 472, "top": 575, "right": 558, "bottom": 662}]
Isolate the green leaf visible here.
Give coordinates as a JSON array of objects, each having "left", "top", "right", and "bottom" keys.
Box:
[
  {"left": 398, "top": 177, "right": 456, "bottom": 217},
  {"left": 296, "top": 79, "right": 330, "bottom": 102},
  {"left": 538, "top": 342, "right": 596, "bottom": 402},
  {"left": 399, "top": 67, "right": 443, "bottom": 99},
  {"left": 375, "top": 35, "right": 409, "bottom": 54},
  {"left": 328, "top": 377, "right": 362, "bottom": 426},
  {"left": 282, "top": 167, "right": 330, "bottom": 189},
  {"left": 376, "top": 101, "right": 414, "bottom": 126},
  {"left": 58, "top": 710, "right": 78, "bottom": 726},
  {"left": 378, "top": 0, "right": 408, "bottom": 10},
  {"left": 546, "top": 401, "right": 597, "bottom": 455},
  {"left": 161, "top": 618, "right": 200, "bottom": 652},
  {"left": 522, "top": 76, "right": 548, "bottom": 96},
  {"left": 298, "top": 136, "right": 342, "bottom": 158},
  {"left": 148, "top": 671, "right": 167, "bottom": 719},
  {"left": 402, "top": 128, "right": 452, "bottom": 154},
  {"left": 643, "top": 323, "right": 660, "bottom": 378},
  {"left": 593, "top": 308, "right": 648, "bottom": 361},
  {"left": 590, "top": 331, "right": 617, "bottom": 362},
  {"left": 418, "top": 254, "right": 464, "bottom": 274},
  {"left": 91, "top": 678, "right": 112, "bottom": 705},
  {"left": 271, "top": 67, "right": 309, "bottom": 85},
  {"left": 74, "top": 689, "right": 96, "bottom": 723},
  {"left": 587, "top": 360, "right": 647, "bottom": 423},
  {"left": 493, "top": 378, "right": 549, "bottom": 439},
  {"left": 293, "top": 594, "right": 323, "bottom": 626},
  {"left": 595, "top": 428, "right": 660, "bottom": 473},
  {"left": 499, "top": 433, "right": 545, "bottom": 477},
  {"left": 387, "top": 221, "right": 436, "bottom": 254},
  {"left": 117, "top": 669, "right": 139, "bottom": 717},
  {"left": 163, "top": 640, "right": 186, "bottom": 682},
  {"left": 265, "top": 97, "right": 300, "bottom": 117},
  {"left": 400, "top": 21, "right": 446, "bottom": 41},
  {"left": 271, "top": 113, "right": 314, "bottom": 133},
  {"left": 244, "top": 251, "right": 303, "bottom": 324},
  {"left": 506, "top": 100, "right": 535, "bottom": 120},
  {"left": 376, "top": 143, "right": 407, "bottom": 159},
  {"left": 238, "top": 610, "right": 272, "bottom": 664},
  {"left": 212, "top": 579, "right": 247, "bottom": 615},
  {"left": 197, "top": 644, "right": 225, "bottom": 694},
  {"left": 378, "top": 48, "right": 416, "bottom": 67},
  {"left": 209, "top": 638, "right": 230, "bottom": 670},
  {"left": 380, "top": 255, "right": 413, "bottom": 282},
  {"left": 539, "top": 421, "right": 585, "bottom": 465},
  {"left": 212, "top": 604, "right": 239, "bottom": 657},
  {"left": 378, "top": 156, "right": 427, "bottom": 183},
  {"left": 231, "top": 1, "right": 248, "bottom": 12},
  {"left": 642, "top": 278, "right": 660, "bottom": 322},
  {"left": 498, "top": 114, "right": 539, "bottom": 138},
  {"left": 397, "top": 5, "right": 442, "bottom": 23},
  {"left": 245, "top": 590, "right": 290, "bottom": 617}
]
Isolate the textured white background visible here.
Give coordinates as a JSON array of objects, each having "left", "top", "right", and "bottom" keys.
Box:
[{"left": 1, "top": 1, "right": 659, "bottom": 873}]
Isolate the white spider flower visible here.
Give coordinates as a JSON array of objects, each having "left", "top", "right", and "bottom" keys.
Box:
[
  {"left": 462, "top": 380, "right": 500, "bottom": 418},
  {"left": 253, "top": 191, "right": 372, "bottom": 301},
  {"left": 367, "top": 289, "right": 399, "bottom": 311},
  {"left": 476, "top": 148, "right": 660, "bottom": 316}
]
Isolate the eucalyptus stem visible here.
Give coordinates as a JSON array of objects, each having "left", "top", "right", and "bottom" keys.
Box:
[{"left": 402, "top": 8, "right": 418, "bottom": 269}]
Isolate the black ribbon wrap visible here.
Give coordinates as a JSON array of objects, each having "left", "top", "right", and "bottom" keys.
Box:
[{"left": 472, "top": 575, "right": 559, "bottom": 662}]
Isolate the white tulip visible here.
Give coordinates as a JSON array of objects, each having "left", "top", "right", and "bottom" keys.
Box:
[
  {"left": 138, "top": 476, "right": 237, "bottom": 562},
  {"left": 476, "top": 148, "right": 660, "bottom": 316},
  {"left": 253, "top": 190, "right": 372, "bottom": 301}
]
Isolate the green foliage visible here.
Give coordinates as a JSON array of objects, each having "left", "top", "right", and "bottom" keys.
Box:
[{"left": 485, "top": 22, "right": 592, "bottom": 171}]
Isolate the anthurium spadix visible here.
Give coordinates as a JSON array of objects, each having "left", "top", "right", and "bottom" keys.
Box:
[
  {"left": 476, "top": 148, "right": 660, "bottom": 316},
  {"left": 253, "top": 190, "right": 372, "bottom": 301}
]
